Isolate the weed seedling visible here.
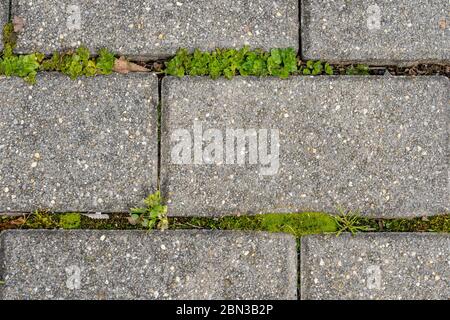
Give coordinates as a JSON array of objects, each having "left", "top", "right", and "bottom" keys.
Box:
[
  {"left": 165, "top": 47, "right": 298, "bottom": 79},
  {"left": 129, "top": 191, "right": 168, "bottom": 230},
  {"left": 301, "top": 60, "right": 333, "bottom": 75},
  {"left": 345, "top": 64, "right": 370, "bottom": 75},
  {"left": 334, "top": 208, "right": 375, "bottom": 236}
]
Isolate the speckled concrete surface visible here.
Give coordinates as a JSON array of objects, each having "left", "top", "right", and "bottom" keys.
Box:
[
  {"left": 11, "top": 0, "right": 298, "bottom": 58},
  {"left": 0, "top": 0, "right": 7, "bottom": 52},
  {"left": 300, "top": 233, "right": 450, "bottom": 300},
  {"left": 161, "top": 76, "right": 449, "bottom": 217},
  {"left": 0, "top": 230, "right": 297, "bottom": 300},
  {"left": 0, "top": 73, "right": 158, "bottom": 213},
  {"left": 301, "top": 0, "right": 449, "bottom": 64}
]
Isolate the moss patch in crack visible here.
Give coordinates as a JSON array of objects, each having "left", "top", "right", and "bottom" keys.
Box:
[
  {"left": 59, "top": 213, "right": 81, "bottom": 229},
  {"left": 381, "top": 215, "right": 450, "bottom": 233},
  {"left": 1, "top": 212, "right": 449, "bottom": 235},
  {"left": 171, "top": 212, "right": 337, "bottom": 237},
  {"left": 2, "top": 22, "right": 15, "bottom": 50}
]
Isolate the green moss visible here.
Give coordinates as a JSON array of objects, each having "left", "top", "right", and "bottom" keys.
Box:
[
  {"left": 260, "top": 212, "right": 337, "bottom": 236},
  {"left": 2, "top": 22, "right": 16, "bottom": 51},
  {"left": 1, "top": 210, "right": 449, "bottom": 237},
  {"left": 80, "top": 214, "right": 139, "bottom": 230},
  {"left": 170, "top": 212, "right": 338, "bottom": 237},
  {"left": 383, "top": 215, "right": 450, "bottom": 233},
  {"left": 59, "top": 213, "right": 81, "bottom": 229},
  {"left": 23, "top": 211, "right": 59, "bottom": 229}
]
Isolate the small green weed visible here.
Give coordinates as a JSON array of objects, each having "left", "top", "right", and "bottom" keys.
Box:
[
  {"left": 129, "top": 191, "right": 168, "bottom": 230},
  {"left": 345, "top": 64, "right": 370, "bottom": 75},
  {"left": 96, "top": 48, "right": 116, "bottom": 75},
  {"left": 1, "top": 23, "right": 115, "bottom": 82},
  {"left": 1, "top": 21, "right": 373, "bottom": 83},
  {"left": 0, "top": 52, "right": 42, "bottom": 83},
  {"left": 334, "top": 208, "right": 375, "bottom": 236},
  {"left": 40, "top": 47, "right": 115, "bottom": 79},
  {"left": 301, "top": 60, "right": 333, "bottom": 75},
  {"left": 165, "top": 47, "right": 297, "bottom": 79}
]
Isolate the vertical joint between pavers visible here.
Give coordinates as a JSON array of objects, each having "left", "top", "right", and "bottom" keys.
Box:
[
  {"left": 156, "top": 75, "right": 164, "bottom": 190},
  {"left": 0, "top": 232, "right": 5, "bottom": 300},
  {"left": 159, "top": 76, "right": 168, "bottom": 202},
  {"left": 8, "top": 0, "right": 12, "bottom": 20},
  {"left": 297, "top": 0, "right": 302, "bottom": 58}
]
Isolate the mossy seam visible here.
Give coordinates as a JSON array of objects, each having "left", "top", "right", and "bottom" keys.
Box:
[{"left": 1, "top": 211, "right": 449, "bottom": 236}]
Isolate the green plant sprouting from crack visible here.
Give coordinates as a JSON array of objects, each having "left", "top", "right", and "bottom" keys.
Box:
[
  {"left": 129, "top": 191, "right": 169, "bottom": 230},
  {"left": 1, "top": 210, "right": 449, "bottom": 235},
  {"left": 0, "top": 23, "right": 40, "bottom": 83},
  {"left": 345, "top": 64, "right": 370, "bottom": 75},
  {"left": 333, "top": 207, "right": 376, "bottom": 236},
  {"left": 1, "top": 22, "right": 379, "bottom": 82},
  {"left": 40, "top": 47, "right": 115, "bottom": 79},
  {"left": 0, "top": 23, "right": 115, "bottom": 83},
  {"left": 165, "top": 47, "right": 298, "bottom": 79},
  {"left": 301, "top": 60, "right": 333, "bottom": 75}
]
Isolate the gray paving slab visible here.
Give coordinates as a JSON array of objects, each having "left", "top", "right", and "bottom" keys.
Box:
[
  {"left": 0, "top": 73, "right": 158, "bottom": 213},
  {"left": 161, "top": 76, "right": 449, "bottom": 217},
  {"left": 301, "top": 0, "right": 450, "bottom": 65},
  {"left": 0, "top": 0, "right": 7, "bottom": 52},
  {"left": 0, "top": 230, "right": 297, "bottom": 300},
  {"left": 11, "top": 0, "right": 299, "bottom": 58},
  {"left": 300, "top": 233, "right": 450, "bottom": 300}
]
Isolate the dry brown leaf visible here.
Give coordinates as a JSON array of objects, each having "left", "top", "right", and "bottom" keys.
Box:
[
  {"left": 9, "top": 217, "right": 26, "bottom": 226},
  {"left": 113, "top": 57, "right": 149, "bottom": 74},
  {"left": 438, "top": 17, "right": 447, "bottom": 30},
  {"left": 0, "top": 216, "right": 26, "bottom": 230},
  {"left": 13, "top": 16, "right": 25, "bottom": 33}
]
